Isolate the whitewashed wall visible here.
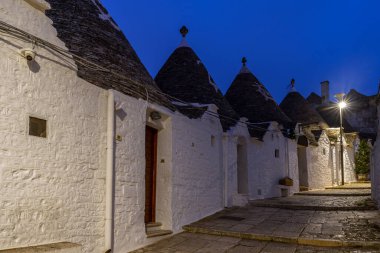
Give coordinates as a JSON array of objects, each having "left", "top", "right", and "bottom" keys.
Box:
[
  {"left": 170, "top": 107, "right": 224, "bottom": 232},
  {"left": 112, "top": 93, "right": 226, "bottom": 252},
  {"left": 306, "top": 132, "right": 333, "bottom": 189},
  {"left": 0, "top": 1, "right": 107, "bottom": 252},
  {"left": 372, "top": 103, "right": 380, "bottom": 207},
  {"left": 248, "top": 123, "right": 298, "bottom": 199},
  {"left": 225, "top": 122, "right": 251, "bottom": 207},
  {"left": 287, "top": 137, "right": 299, "bottom": 195},
  {"left": 371, "top": 137, "right": 380, "bottom": 206},
  {"left": 332, "top": 138, "right": 357, "bottom": 184}
]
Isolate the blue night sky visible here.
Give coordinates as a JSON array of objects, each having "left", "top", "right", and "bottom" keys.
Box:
[{"left": 101, "top": 0, "right": 380, "bottom": 103}]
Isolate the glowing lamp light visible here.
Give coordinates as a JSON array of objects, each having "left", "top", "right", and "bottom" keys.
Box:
[{"left": 338, "top": 101, "right": 347, "bottom": 109}]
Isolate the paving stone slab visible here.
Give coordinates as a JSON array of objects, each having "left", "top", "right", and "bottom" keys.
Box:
[
  {"left": 295, "top": 189, "right": 371, "bottom": 196},
  {"left": 130, "top": 232, "right": 380, "bottom": 253},
  {"left": 250, "top": 195, "right": 376, "bottom": 211},
  {"left": 183, "top": 204, "right": 380, "bottom": 247}
]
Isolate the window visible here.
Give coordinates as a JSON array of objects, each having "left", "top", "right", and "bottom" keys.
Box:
[
  {"left": 211, "top": 135, "right": 216, "bottom": 147},
  {"left": 322, "top": 148, "right": 326, "bottom": 155},
  {"left": 29, "top": 117, "right": 47, "bottom": 138},
  {"left": 275, "top": 149, "right": 279, "bottom": 158}
]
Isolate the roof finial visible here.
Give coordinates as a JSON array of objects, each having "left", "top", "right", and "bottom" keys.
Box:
[
  {"left": 289, "top": 78, "right": 296, "bottom": 92},
  {"left": 242, "top": 57, "right": 247, "bottom": 66},
  {"left": 180, "top": 26, "right": 188, "bottom": 38},
  {"left": 291, "top": 78, "right": 295, "bottom": 88}
]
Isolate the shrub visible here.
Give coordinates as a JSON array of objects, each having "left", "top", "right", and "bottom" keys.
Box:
[{"left": 355, "top": 140, "right": 371, "bottom": 174}]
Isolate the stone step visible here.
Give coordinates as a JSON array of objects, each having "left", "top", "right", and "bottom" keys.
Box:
[
  {"left": 146, "top": 229, "right": 173, "bottom": 238},
  {"left": 0, "top": 242, "right": 81, "bottom": 253},
  {"left": 295, "top": 191, "right": 371, "bottom": 196},
  {"left": 325, "top": 186, "right": 371, "bottom": 190},
  {"left": 146, "top": 222, "right": 163, "bottom": 232},
  {"left": 182, "top": 225, "right": 380, "bottom": 248}
]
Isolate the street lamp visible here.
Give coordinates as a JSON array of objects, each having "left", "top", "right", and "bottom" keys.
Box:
[{"left": 335, "top": 93, "right": 346, "bottom": 185}]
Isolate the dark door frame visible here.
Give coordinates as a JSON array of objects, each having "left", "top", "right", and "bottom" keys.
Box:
[{"left": 145, "top": 126, "right": 158, "bottom": 223}]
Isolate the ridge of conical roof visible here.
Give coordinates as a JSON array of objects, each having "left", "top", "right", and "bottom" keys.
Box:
[
  {"left": 45, "top": 0, "right": 172, "bottom": 109},
  {"left": 155, "top": 27, "right": 239, "bottom": 131},
  {"left": 225, "top": 59, "right": 291, "bottom": 126},
  {"left": 280, "top": 89, "right": 326, "bottom": 126}
]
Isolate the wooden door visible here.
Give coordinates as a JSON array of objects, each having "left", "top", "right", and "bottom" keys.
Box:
[{"left": 145, "top": 126, "right": 157, "bottom": 223}]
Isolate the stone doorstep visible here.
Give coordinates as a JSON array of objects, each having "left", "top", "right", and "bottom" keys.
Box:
[
  {"left": 0, "top": 242, "right": 81, "bottom": 253},
  {"left": 182, "top": 225, "right": 380, "bottom": 249},
  {"left": 146, "top": 229, "right": 173, "bottom": 238},
  {"left": 145, "top": 221, "right": 173, "bottom": 238}
]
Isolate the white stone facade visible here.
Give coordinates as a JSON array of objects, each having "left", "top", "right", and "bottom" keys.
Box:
[
  {"left": 247, "top": 124, "right": 299, "bottom": 199},
  {"left": 0, "top": 1, "right": 303, "bottom": 253},
  {"left": 371, "top": 103, "right": 380, "bottom": 207},
  {"left": 0, "top": 1, "right": 107, "bottom": 252},
  {"left": 111, "top": 91, "right": 226, "bottom": 252},
  {"left": 298, "top": 130, "right": 358, "bottom": 190},
  {"left": 298, "top": 132, "right": 333, "bottom": 189}
]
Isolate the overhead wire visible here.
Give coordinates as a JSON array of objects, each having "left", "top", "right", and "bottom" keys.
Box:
[{"left": 0, "top": 20, "right": 299, "bottom": 137}]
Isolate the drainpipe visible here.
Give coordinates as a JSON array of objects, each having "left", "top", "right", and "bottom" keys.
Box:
[
  {"left": 105, "top": 90, "right": 115, "bottom": 252},
  {"left": 222, "top": 133, "right": 229, "bottom": 207}
]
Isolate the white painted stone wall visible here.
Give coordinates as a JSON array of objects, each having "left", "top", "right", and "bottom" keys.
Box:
[
  {"left": 170, "top": 108, "right": 224, "bottom": 232},
  {"left": 112, "top": 92, "right": 226, "bottom": 252},
  {"left": 225, "top": 122, "right": 251, "bottom": 207},
  {"left": 371, "top": 139, "right": 380, "bottom": 206},
  {"left": 287, "top": 137, "right": 299, "bottom": 195},
  {"left": 306, "top": 132, "right": 334, "bottom": 189},
  {"left": 372, "top": 103, "right": 380, "bottom": 207},
  {"left": 332, "top": 138, "right": 357, "bottom": 184},
  {"left": 248, "top": 123, "right": 299, "bottom": 199},
  {"left": 0, "top": 1, "right": 107, "bottom": 252}
]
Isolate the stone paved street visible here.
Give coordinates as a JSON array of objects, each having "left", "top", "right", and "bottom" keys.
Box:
[
  {"left": 249, "top": 195, "right": 376, "bottom": 210},
  {"left": 131, "top": 186, "right": 380, "bottom": 252},
  {"left": 131, "top": 232, "right": 380, "bottom": 252},
  {"left": 295, "top": 189, "right": 371, "bottom": 196}
]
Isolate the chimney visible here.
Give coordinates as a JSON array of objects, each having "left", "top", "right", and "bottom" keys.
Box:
[{"left": 321, "top": 80, "right": 330, "bottom": 104}]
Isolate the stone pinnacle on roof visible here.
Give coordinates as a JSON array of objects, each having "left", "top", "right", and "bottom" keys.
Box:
[
  {"left": 242, "top": 57, "right": 247, "bottom": 66},
  {"left": 239, "top": 56, "right": 251, "bottom": 74},
  {"left": 180, "top": 26, "right": 188, "bottom": 37},
  {"left": 289, "top": 78, "right": 296, "bottom": 92},
  {"left": 225, "top": 60, "right": 291, "bottom": 126},
  {"left": 155, "top": 28, "right": 239, "bottom": 131},
  {"left": 178, "top": 25, "right": 190, "bottom": 48},
  {"left": 280, "top": 86, "right": 326, "bottom": 127}
]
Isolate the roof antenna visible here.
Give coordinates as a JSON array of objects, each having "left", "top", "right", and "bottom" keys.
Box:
[{"left": 242, "top": 57, "right": 247, "bottom": 66}]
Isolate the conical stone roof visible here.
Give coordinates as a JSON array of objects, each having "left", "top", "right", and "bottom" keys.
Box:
[
  {"left": 154, "top": 26, "right": 239, "bottom": 131},
  {"left": 45, "top": 0, "right": 172, "bottom": 108},
  {"left": 306, "top": 92, "right": 322, "bottom": 106},
  {"left": 225, "top": 59, "right": 291, "bottom": 126},
  {"left": 279, "top": 81, "right": 326, "bottom": 126}
]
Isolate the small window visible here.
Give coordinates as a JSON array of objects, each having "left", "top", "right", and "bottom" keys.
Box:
[
  {"left": 211, "top": 135, "right": 215, "bottom": 147},
  {"left": 275, "top": 149, "right": 280, "bottom": 158},
  {"left": 29, "top": 117, "right": 47, "bottom": 138},
  {"left": 322, "top": 148, "right": 326, "bottom": 155}
]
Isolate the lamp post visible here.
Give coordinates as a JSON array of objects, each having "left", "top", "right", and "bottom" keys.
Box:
[{"left": 334, "top": 93, "right": 346, "bottom": 185}]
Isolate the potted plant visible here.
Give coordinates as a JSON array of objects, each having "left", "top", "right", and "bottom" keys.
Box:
[{"left": 355, "top": 140, "right": 371, "bottom": 181}]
